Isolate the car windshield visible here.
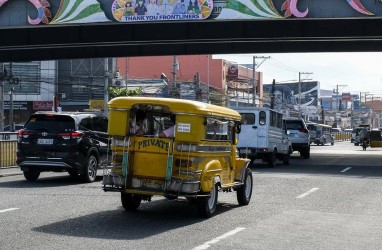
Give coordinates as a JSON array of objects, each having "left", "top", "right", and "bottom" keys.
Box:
[
  {"left": 24, "top": 115, "right": 75, "bottom": 133},
  {"left": 285, "top": 121, "right": 304, "bottom": 130}
]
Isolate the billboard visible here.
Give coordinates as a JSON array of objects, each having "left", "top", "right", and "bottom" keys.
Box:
[
  {"left": 0, "top": 0, "right": 380, "bottom": 27},
  {"left": 263, "top": 81, "right": 319, "bottom": 117}
]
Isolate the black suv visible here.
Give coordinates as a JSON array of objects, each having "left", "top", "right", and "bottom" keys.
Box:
[{"left": 17, "top": 111, "right": 109, "bottom": 182}]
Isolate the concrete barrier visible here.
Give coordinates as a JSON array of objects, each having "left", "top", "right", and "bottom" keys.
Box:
[{"left": 0, "top": 133, "right": 17, "bottom": 168}]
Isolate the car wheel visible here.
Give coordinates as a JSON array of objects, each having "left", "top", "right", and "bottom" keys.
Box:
[
  {"left": 81, "top": 155, "right": 98, "bottom": 183},
  {"left": 23, "top": 170, "right": 40, "bottom": 181},
  {"left": 236, "top": 168, "right": 253, "bottom": 206},
  {"left": 267, "top": 151, "right": 276, "bottom": 168},
  {"left": 121, "top": 193, "right": 142, "bottom": 211},
  {"left": 197, "top": 183, "right": 218, "bottom": 218}
]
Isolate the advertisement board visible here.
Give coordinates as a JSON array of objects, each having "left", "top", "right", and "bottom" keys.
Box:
[{"left": 0, "top": 0, "right": 380, "bottom": 27}]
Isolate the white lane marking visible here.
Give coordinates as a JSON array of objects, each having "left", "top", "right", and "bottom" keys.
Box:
[
  {"left": 296, "top": 188, "right": 319, "bottom": 199},
  {"left": 341, "top": 167, "right": 352, "bottom": 173},
  {"left": 0, "top": 208, "right": 19, "bottom": 213},
  {"left": 192, "top": 227, "right": 246, "bottom": 250}
]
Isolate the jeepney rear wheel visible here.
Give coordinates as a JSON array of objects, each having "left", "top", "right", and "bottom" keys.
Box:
[
  {"left": 197, "top": 183, "right": 218, "bottom": 218},
  {"left": 121, "top": 193, "right": 142, "bottom": 211},
  {"left": 237, "top": 168, "right": 253, "bottom": 205}
]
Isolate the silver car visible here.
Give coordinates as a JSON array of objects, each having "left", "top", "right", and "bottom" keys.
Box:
[{"left": 283, "top": 117, "right": 310, "bottom": 159}]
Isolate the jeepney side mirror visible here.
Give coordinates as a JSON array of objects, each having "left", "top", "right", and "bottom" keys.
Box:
[{"left": 286, "top": 130, "right": 290, "bottom": 135}]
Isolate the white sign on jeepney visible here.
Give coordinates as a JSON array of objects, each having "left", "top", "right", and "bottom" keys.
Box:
[{"left": 177, "top": 123, "right": 190, "bottom": 132}]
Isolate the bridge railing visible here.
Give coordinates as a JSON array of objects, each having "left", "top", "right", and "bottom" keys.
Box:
[{"left": 0, "top": 132, "right": 17, "bottom": 168}]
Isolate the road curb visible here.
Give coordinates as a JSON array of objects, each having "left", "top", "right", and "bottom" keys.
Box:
[
  {"left": 0, "top": 166, "right": 22, "bottom": 178},
  {"left": 0, "top": 173, "right": 22, "bottom": 178}
]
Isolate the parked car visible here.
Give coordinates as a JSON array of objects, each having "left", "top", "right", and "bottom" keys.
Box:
[
  {"left": 283, "top": 117, "right": 310, "bottom": 159},
  {"left": 17, "top": 111, "right": 109, "bottom": 182}
]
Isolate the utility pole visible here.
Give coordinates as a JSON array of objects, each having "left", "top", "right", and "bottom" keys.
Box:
[
  {"left": 0, "top": 63, "right": 5, "bottom": 131},
  {"left": 336, "top": 84, "right": 347, "bottom": 111},
  {"left": 360, "top": 91, "right": 369, "bottom": 111},
  {"left": 298, "top": 72, "right": 313, "bottom": 118},
  {"left": 172, "top": 56, "right": 179, "bottom": 98},
  {"left": 103, "top": 58, "right": 109, "bottom": 117},
  {"left": 253, "top": 56, "right": 270, "bottom": 107}
]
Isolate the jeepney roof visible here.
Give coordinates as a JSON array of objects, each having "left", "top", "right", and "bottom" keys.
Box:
[{"left": 108, "top": 97, "right": 242, "bottom": 120}]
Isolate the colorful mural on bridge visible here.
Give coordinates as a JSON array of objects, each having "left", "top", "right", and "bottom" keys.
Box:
[{"left": 0, "top": 0, "right": 378, "bottom": 26}]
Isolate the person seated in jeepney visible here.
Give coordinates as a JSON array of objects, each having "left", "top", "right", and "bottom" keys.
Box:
[
  {"left": 159, "top": 114, "right": 176, "bottom": 138},
  {"left": 130, "top": 110, "right": 147, "bottom": 136}
]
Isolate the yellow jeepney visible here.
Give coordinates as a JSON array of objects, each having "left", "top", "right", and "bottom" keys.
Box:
[{"left": 103, "top": 97, "right": 252, "bottom": 218}]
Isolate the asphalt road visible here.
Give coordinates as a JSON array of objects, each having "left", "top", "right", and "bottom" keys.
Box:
[{"left": 1, "top": 141, "right": 381, "bottom": 250}]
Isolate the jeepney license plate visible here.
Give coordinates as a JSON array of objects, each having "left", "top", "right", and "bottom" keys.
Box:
[
  {"left": 37, "top": 138, "right": 53, "bottom": 145},
  {"left": 141, "top": 179, "right": 163, "bottom": 189}
]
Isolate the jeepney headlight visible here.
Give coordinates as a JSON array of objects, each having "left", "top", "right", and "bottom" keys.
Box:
[{"left": 132, "top": 178, "right": 141, "bottom": 188}]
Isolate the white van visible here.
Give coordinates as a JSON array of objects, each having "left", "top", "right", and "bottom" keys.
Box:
[{"left": 235, "top": 107, "right": 292, "bottom": 167}]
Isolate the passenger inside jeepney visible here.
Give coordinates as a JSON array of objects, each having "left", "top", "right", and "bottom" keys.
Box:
[
  {"left": 130, "top": 110, "right": 147, "bottom": 135},
  {"left": 159, "top": 114, "right": 176, "bottom": 138}
]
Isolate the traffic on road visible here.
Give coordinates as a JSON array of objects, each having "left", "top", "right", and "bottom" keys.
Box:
[{"left": 1, "top": 141, "right": 382, "bottom": 249}]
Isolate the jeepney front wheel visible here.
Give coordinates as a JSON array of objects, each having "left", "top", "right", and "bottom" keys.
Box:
[
  {"left": 236, "top": 168, "right": 253, "bottom": 205},
  {"left": 197, "top": 183, "right": 218, "bottom": 218},
  {"left": 121, "top": 193, "right": 142, "bottom": 211}
]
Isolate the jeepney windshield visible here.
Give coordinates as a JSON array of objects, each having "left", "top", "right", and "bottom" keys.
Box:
[{"left": 206, "top": 118, "right": 234, "bottom": 142}]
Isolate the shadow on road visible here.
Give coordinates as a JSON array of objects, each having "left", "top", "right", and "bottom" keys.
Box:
[{"left": 33, "top": 198, "right": 239, "bottom": 239}]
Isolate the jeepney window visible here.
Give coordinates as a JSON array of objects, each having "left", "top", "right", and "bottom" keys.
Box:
[
  {"left": 241, "top": 113, "right": 255, "bottom": 125},
  {"left": 259, "top": 111, "right": 266, "bottom": 125},
  {"left": 206, "top": 118, "right": 230, "bottom": 141},
  {"left": 129, "top": 104, "right": 172, "bottom": 136}
]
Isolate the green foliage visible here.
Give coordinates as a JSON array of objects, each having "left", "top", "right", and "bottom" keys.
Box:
[{"left": 108, "top": 87, "right": 143, "bottom": 98}]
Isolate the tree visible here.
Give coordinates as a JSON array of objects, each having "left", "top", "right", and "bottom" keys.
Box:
[{"left": 108, "top": 87, "right": 143, "bottom": 99}]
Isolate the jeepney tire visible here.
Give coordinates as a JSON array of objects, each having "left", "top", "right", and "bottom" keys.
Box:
[
  {"left": 121, "top": 193, "right": 142, "bottom": 211},
  {"left": 197, "top": 183, "right": 218, "bottom": 218},
  {"left": 331, "top": 142, "right": 334, "bottom": 145},
  {"left": 267, "top": 151, "right": 276, "bottom": 168},
  {"left": 23, "top": 170, "right": 40, "bottom": 181},
  {"left": 81, "top": 154, "right": 98, "bottom": 183},
  {"left": 236, "top": 168, "right": 253, "bottom": 206}
]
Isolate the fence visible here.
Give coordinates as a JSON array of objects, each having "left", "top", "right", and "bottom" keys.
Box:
[
  {"left": 0, "top": 132, "right": 17, "bottom": 167},
  {"left": 332, "top": 132, "right": 352, "bottom": 141}
]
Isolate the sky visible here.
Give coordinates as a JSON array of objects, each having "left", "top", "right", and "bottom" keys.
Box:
[{"left": 213, "top": 52, "right": 382, "bottom": 96}]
